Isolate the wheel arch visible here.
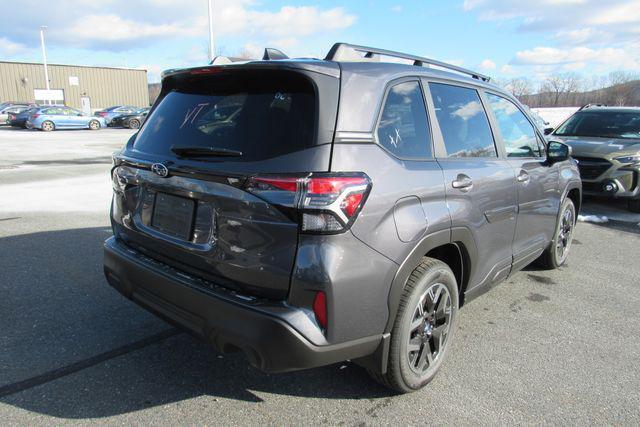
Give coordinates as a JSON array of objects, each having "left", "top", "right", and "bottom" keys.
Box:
[
  {"left": 384, "top": 227, "right": 477, "bottom": 335},
  {"left": 566, "top": 186, "right": 581, "bottom": 216},
  {"left": 358, "top": 227, "right": 476, "bottom": 375}
]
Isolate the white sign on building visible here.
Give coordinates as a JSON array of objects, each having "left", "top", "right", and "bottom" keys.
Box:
[{"left": 34, "top": 89, "right": 65, "bottom": 104}]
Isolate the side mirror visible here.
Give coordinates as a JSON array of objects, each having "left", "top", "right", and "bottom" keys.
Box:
[
  {"left": 543, "top": 127, "right": 554, "bottom": 135},
  {"left": 547, "top": 141, "right": 571, "bottom": 163}
]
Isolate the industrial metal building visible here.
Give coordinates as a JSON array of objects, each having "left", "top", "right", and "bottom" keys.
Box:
[{"left": 0, "top": 61, "right": 148, "bottom": 113}]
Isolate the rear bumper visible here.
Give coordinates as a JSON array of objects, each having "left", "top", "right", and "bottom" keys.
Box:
[{"left": 103, "top": 236, "right": 381, "bottom": 373}]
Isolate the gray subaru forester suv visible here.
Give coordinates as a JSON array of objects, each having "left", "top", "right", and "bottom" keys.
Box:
[{"left": 104, "top": 43, "right": 581, "bottom": 393}]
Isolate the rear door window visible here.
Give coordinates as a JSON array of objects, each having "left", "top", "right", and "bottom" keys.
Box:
[
  {"left": 486, "top": 93, "right": 541, "bottom": 157},
  {"left": 429, "top": 83, "right": 496, "bottom": 158},
  {"left": 133, "top": 70, "right": 316, "bottom": 162},
  {"left": 376, "top": 80, "right": 432, "bottom": 159}
]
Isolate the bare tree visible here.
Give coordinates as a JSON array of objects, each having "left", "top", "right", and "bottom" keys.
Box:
[
  {"left": 607, "top": 71, "right": 639, "bottom": 106},
  {"left": 505, "top": 77, "right": 533, "bottom": 101}
]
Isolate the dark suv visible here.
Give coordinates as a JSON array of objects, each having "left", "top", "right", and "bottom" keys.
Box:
[{"left": 104, "top": 43, "right": 581, "bottom": 393}]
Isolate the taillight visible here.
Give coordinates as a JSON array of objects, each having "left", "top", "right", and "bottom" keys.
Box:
[
  {"left": 313, "top": 291, "right": 328, "bottom": 329},
  {"left": 31, "top": 113, "right": 40, "bottom": 119},
  {"left": 245, "top": 173, "right": 371, "bottom": 234},
  {"left": 97, "top": 112, "right": 108, "bottom": 117}
]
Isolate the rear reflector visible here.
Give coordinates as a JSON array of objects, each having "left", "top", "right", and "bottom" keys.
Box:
[
  {"left": 313, "top": 291, "right": 328, "bottom": 329},
  {"left": 245, "top": 173, "right": 371, "bottom": 234}
]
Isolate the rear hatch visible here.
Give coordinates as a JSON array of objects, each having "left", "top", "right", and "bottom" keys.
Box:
[{"left": 111, "top": 63, "right": 340, "bottom": 299}]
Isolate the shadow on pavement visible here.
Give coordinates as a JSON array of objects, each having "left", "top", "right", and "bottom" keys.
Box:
[{"left": 0, "top": 227, "right": 392, "bottom": 419}]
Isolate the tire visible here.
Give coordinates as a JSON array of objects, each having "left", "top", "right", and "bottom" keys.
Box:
[
  {"left": 628, "top": 199, "right": 640, "bottom": 213},
  {"left": 41, "top": 121, "right": 55, "bottom": 132},
  {"left": 88, "top": 120, "right": 101, "bottom": 130},
  {"left": 369, "top": 257, "right": 459, "bottom": 393},
  {"left": 128, "top": 119, "right": 140, "bottom": 129},
  {"left": 538, "top": 198, "right": 576, "bottom": 269}
]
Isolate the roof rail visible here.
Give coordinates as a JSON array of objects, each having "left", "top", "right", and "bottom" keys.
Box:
[
  {"left": 325, "top": 43, "right": 491, "bottom": 82},
  {"left": 578, "top": 103, "right": 607, "bottom": 111}
]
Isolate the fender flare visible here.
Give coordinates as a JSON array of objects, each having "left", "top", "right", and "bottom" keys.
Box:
[
  {"left": 383, "top": 226, "right": 478, "bottom": 334},
  {"left": 561, "top": 181, "right": 582, "bottom": 214}
]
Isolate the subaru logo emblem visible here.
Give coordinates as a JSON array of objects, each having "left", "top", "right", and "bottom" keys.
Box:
[{"left": 151, "top": 163, "right": 169, "bottom": 178}]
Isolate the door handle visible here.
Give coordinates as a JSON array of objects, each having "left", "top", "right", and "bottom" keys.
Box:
[
  {"left": 517, "top": 170, "right": 530, "bottom": 183},
  {"left": 452, "top": 174, "right": 473, "bottom": 192}
]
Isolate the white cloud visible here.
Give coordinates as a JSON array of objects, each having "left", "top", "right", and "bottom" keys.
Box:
[
  {"left": 501, "top": 64, "right": 515, "bottom": 74},
  {"left": 479, "top": 59, "right": 496, "bottom": 70},
  {"left": 0, "top": 1, "right": 356, "bottom": 50},
  {"left": 512, "top": 46, "right": 640, "bottom": 70},
  {"left": 246, "top": 6, "right": 356, "bottom": 37},
  {"left": 463, "top": 0, "right": 640, "bottom": 41},
  {"left": 59, "top": 14, "right": 200, "bottom": 43},
  {"left": 464, "top": 0, "right": 640, "bottom": 77},
  {"left": 0, "top": 37, "right": 27, "bottom": 56}
]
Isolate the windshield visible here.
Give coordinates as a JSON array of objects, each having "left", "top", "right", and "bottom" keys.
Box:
[
  {"left": 132, "top": 70, "right": 316, "bottom": 161},
  {"left": 555, "top": 111, "right": 640, "bottom": 139}
]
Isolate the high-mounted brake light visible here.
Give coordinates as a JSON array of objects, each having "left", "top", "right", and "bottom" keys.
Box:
[
  {"left": 190, "top": 67, "right": 223, "bottom": 75},
  {"left": 245, "top": 173, "right": 371, "bottom": 234}
]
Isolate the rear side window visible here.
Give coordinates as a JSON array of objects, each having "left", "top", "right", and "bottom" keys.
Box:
[
  {"left": 133, "top": 70, "right": 316, "bottom": 161},
  {"left": 429, "top": 83, "right": 496, "bottom": 158},
  {"left": 486, "top": 93, "right": 541, "bottom": 157},
  {"left": 376, "top": 81, "right": 432, "bottom": 159}
]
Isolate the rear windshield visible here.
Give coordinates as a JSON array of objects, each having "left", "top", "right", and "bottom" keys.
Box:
[
  {"left": 132, "top": 70, "right": 316, "bottom": 161},
  {"left": 555, "top": 111, "right": 640, "bottom": 140}
]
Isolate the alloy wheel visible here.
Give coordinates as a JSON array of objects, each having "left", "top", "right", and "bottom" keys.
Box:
[
  {"left": 555, "top": 208, "right": 574, "bottom": 262},
  {"left": 406, "top": 282, "right": 452, "bottom": 375}
]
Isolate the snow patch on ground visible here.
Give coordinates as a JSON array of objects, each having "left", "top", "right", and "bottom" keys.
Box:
[
  {"left": 0, "top": 174, "right": 111, "bottom": 213},
  {"left": 531, "top": 107, "right": 579, "bottom": 128},
  {"left": 578, "top": 214, "right": 609, "bottom": 224}
]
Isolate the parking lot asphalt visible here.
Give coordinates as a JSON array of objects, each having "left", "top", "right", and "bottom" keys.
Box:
[{"left": 1, "top": 127, "right": 639, "bottom": 425}]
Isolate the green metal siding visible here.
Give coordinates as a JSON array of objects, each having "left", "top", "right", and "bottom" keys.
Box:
[{"left": 0, "top": 61, "right": 148, "bottom": 110}]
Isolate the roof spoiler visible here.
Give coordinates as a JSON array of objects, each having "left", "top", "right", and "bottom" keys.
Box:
[
  {"left": 262, "top": 48, "right": 289, "bottom": 61},
  {"left": 324, "top": 42, "right": 491, "bottom": 82}
]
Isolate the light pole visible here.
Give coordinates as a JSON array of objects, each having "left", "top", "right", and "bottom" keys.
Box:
[
  {"left": 207, "top": 0, "right": 215, "bottom": 62},
  {"left": 39, "top": 26, "right": 50, "bottom": 104}
]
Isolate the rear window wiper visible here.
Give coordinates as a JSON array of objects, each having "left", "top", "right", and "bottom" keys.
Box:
[{"left": 170, "top": 145, "right": 243, "bottom": 157}]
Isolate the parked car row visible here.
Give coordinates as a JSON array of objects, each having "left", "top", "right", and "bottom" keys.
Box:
[
  {"left": 0, "top": 102, "right": 37, "bottom": 125},
  {"left": 2, "top": 102, "right": 148, "bottom": 131},
  {"left": 107, "top": 107, "right": 150, "bottom": 129},
  {"left": 94, "top": 105, "right": 150, "bottom": 128}
]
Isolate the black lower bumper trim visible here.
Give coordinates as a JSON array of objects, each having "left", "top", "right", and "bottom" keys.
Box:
[{"left": 103, "top": 237, "right": 381, "bottom": 373}]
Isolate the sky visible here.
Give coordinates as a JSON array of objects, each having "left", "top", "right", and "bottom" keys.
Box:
[{"left": 0, "top": 0, "right": 638, "bottom": 84}]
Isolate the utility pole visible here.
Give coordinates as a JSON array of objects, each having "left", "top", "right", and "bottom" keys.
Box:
[
  {"left": 40, "top": 26, "right": 51, "bottom": 104},
  {"left": 207, "top": 0, "right": 215, "bottom": 62}
]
